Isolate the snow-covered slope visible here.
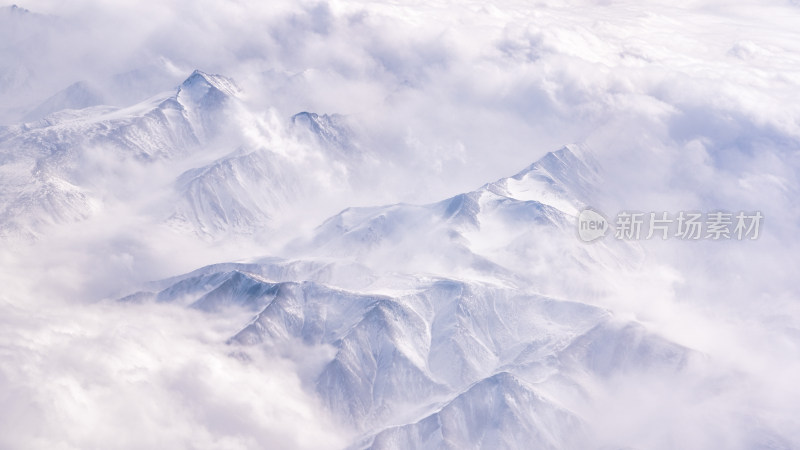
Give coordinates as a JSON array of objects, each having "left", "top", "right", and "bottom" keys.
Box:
[
  {"left": 22, "top": 81, "right": 105, "bottom": 122},
  {"left": 121, "top": 147, "right": 692, "bottom": 448},
  {"left": 3, "top": 1, "right": 799, "bottom": 449},
  {"left": 304, "top": 146, "right": 590, "bottom": 251},
  {"left": 364, "top": 372, "right": 584, "bottom": 450},
  {"left": 168, "top": 148, "right": 296, "bottom": 235},
  {"left": 127, "top": 259, "right": 688, "bottom": 448},
  {"left": 166, "top": 110, "right": 360, "bottom": 236},
  {"left": 0, "top": 69, "right": 362, "bottom": 240},
  {"left": 292, "top": 111, "right": 358, "bottom": 156},
  {"left": 0, "top": 70, "right": 240, "bottom": 238},
  {"left": 292, "top": 145, "right": 631, "bottom": 292}
]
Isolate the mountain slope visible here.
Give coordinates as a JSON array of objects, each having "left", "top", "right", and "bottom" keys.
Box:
[
  {"left": 363, "top": 372, "right": 585, "bottom": 450},
  {"left": 119, "top": 146, "right": 694, "bottom": 447},
  {"left": 0, "top": 70, "right": 240, "bottom": 239},
  {"left": 22, "top": 81, "right": 105, "bottom": 122},
  {"left": 0, "top": 70, "right": 362, "bottom": 240}
]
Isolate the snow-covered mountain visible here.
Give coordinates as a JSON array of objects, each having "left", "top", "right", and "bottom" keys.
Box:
[
  {"left": 121, "top": 147, "right": 693, "bottom": 448},
  {"left": 292, "top": 145, "right": 633, "bottom": 292},
  {"left": 0, "top": 70, "right": 236, "bottom": 238},
  {"left": 0, "top": 69, "right": 362, "bottom": 239},
  {"left": 127, "top": 259, "right": 689, "bottom": 447},
  {"left": 168, "top": 147, "right": 294, "bottom": 236},
  {"left": 0, "top": 77, "right": 749, "bottom": 446},
  {"left": 5, "top": 2, "right": 799, "bottom": 448},
  {"left": 22, "top": 81, "right": 106, "bottom": 122}
]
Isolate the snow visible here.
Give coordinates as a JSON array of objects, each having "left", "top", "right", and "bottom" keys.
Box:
[{"left": 2, "top": 1, "right": 800, "bottom": 449}]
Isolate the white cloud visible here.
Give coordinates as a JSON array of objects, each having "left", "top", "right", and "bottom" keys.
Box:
[
  {"left": 2, "top": 0, "right": 800, "bottom": 447},
  {"left": 0, "top": 294, "right": 350, "bottom": 449}
]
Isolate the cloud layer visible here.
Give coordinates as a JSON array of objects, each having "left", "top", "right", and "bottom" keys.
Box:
[{"left": 2, "top": 0, "right": 800, "bottom": 448}]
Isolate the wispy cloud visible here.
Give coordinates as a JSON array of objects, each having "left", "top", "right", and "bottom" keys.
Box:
[{"left": 2, "top": 0, "right": 800, "bottom": 447}]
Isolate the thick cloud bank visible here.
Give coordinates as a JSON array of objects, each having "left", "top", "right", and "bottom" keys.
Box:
[{"left": 1, "top": 0, "right": 800, "bottom": 448}]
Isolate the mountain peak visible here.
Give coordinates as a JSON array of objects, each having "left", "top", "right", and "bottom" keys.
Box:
[
  {"left": 23, "top": 81, "right": 105, "bottom": 122},
  {"left": 4, "top": 4, "right": 34, "bottom": 16},
  {"left": 178, "top": 70, "right": 239, "bottom": 99},
  {"left": 513, "top": 145, "right": 578, "bottom": 178},
  {"left": 291, "top": 111, "right": 352, "bottom": 150}
]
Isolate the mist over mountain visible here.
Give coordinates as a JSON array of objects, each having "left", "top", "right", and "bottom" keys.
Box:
[{"left": 1, "top": 1, "right": 800, "bottom": 449}]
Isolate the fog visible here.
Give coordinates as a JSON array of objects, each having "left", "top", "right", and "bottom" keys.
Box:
[{"left": 2, "top": 0, "right": 799, "bottom": 448}]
